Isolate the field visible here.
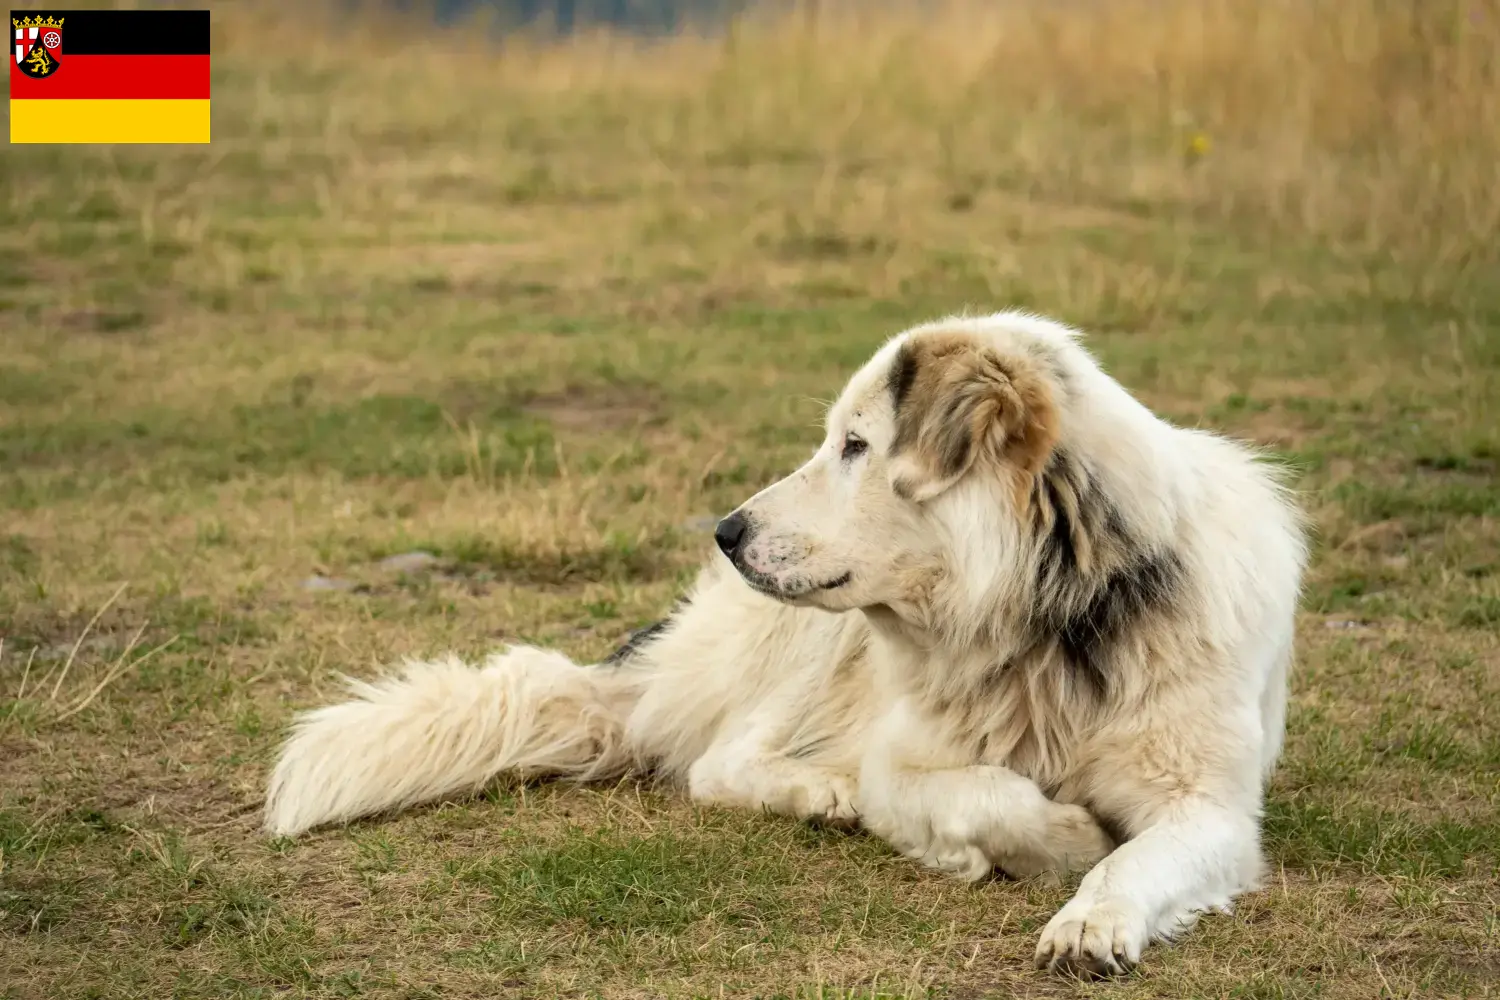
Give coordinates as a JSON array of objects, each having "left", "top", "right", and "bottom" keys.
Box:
[{"left": 2, "top": 1, "right": 1498, "bottom": 997}]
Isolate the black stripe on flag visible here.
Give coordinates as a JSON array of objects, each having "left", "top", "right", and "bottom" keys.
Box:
[{"left": 11, "top": 9, "right": 210, "bottom": 55}]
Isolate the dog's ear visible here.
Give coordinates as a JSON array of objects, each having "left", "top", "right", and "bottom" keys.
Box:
[{"left": 885, "top": 336, "right": 1059, "bottom": 503}]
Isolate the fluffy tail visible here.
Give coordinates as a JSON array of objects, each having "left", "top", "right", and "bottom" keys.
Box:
[{"left": 263, "top": 645, "right": 638, "bottom": 837}]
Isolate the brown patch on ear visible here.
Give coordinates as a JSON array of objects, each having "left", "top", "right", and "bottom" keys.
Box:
[{"left": 887, "top": 332, "right": 1060, "bottom": 502}]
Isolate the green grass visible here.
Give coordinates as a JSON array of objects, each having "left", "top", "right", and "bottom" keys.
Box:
[{"left": 2, "top": 1, "right": 1499, "bottom": 997}]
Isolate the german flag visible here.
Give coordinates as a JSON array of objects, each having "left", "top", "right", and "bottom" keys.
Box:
[{"left": 10, "top": 8, "right": 209, "bottom": 144}]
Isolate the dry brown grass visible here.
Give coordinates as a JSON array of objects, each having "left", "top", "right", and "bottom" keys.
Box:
[
  {"left": 1, "top": 1, "right": 1498, "bottom": 997},
  {"left": 236, "top": 0, "right": 1500, "bottom": 251}
]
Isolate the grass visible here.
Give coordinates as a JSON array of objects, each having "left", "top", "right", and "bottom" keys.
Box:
[{"left": 2, "top": 0, "right": 1498, "bottom": 996}]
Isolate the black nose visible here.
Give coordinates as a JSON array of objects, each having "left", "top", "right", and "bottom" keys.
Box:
[{"left": 714, "top": 510, "right": 749, "bottom": 559}]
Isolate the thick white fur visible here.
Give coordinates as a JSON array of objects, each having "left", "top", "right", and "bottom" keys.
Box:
[
  {"left": 263, "top": 647, "right": 637, "bottom": 836},
  {"left": 263, "top": 311, "right": 1307, "bottom": 977}
]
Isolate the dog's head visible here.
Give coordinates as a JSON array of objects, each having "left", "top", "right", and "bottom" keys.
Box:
[{"left": 715, "top": 317, "right": 1066, "bottom": 616}]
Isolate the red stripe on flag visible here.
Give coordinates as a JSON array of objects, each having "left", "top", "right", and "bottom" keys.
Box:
[{"left": 9, "top": 54, "right": 210, "bottom": 100}]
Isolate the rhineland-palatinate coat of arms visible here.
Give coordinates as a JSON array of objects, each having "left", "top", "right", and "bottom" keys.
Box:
[{"left": 14, "top": 14, "right": 64, "bottom": 78}]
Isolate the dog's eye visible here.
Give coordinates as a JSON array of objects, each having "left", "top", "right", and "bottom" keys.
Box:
[{"left": 841, "top": 433, "right": 868, "bottom": 461}]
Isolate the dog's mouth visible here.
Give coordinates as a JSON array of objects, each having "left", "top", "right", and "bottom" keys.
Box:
[{"left": 738, "top": 566, "right": 852, "bottom": 601}]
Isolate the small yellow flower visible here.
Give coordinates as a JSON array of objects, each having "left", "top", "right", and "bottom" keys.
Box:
[{"left": 1185, "top": 132, "right": 1212, "bottom": 160}]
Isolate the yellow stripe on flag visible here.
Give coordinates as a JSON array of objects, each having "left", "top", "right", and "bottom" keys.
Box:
[{"left": 10, "top": 99, "right": 210, "bottom": 144}]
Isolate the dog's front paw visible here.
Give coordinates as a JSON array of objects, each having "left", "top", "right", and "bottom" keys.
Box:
[
  {"left": 1033, "top": 897, "right": 1149, "bottom": 979},
  {"left": 789, "top": 771, "right": 860, "bottom": 829},
  {"left": 913, "top": 839, "right": 993, "bottom": 882},
  {"left": 864, "top": 814, "right": 986, "bottom": 880},
  {"left": 687, "top": 756, "right": 860, "bottom": 829}
]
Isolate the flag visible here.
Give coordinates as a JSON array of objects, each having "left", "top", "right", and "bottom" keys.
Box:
[{"left": 10, "top": 8, "right": 209, "bottom": 144}]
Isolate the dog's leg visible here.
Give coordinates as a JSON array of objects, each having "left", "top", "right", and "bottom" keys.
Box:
[
  {"left": 860, "top": 758, "right": 1113, "bottom": 881},
  {"left": 685, "top": 684, "right": 859, "bottom": 827},
  {"left": 689, "top": 750, "right": 859, "bottom": 826},
  {"left": 858, "top": 700, "right": 1113, "bottom": 881},
  {"left": 1032, "top": 709, "right": 1266, "bottom": 978},
  {"left": 1032, "top": 796, "right": 1259, "bottom": 978}
]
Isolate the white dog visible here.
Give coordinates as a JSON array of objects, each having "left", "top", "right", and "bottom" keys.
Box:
[{"left": 263, "top": 311, "right": 1307, "bottom": 977}]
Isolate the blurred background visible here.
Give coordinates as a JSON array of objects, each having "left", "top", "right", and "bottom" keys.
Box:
[
  {"left": 2, "top": 2, "right": 1497, "bottom": 998},
  {"left": 420, "top": 0, "right": 747, "bottom": 32}
]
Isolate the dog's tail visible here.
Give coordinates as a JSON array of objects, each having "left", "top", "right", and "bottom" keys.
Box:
[{"left": 262, "top": 645, "right": 640, "bottom": 837}]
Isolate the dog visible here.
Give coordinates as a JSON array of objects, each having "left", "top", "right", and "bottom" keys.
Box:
[{"left": 262, "top": 310, "right": 1308, "bottom": 977}]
